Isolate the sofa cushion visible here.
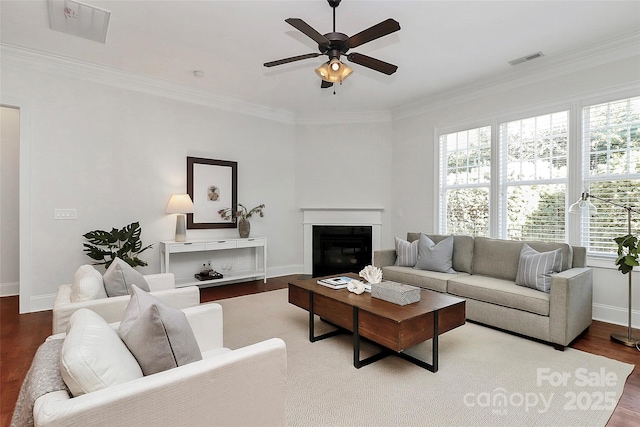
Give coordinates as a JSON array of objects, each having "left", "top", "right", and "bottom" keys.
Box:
[
  {"left": 394, "top": 237, "right": 419, "bottom": 267},
  {"left": 414, "top": 234, "right": 456, "bottom": 273},
  {"left": 119, "top": 285, "right": 202, "bottom": 376},
  {"left": 60, "top": 309, "right": 143, "bottom": 397},
  {"left": 448, "top": 275, "right": 550, "bottom": 316},
  {"left": 382, "top": 266, "right": 470, "bottom": 293},
  {"left": 472, "top": 237, "right": 572, "bottom": 282},
  {"left": 407, "top": 233, "right": 474, "bottom": 273},
  {"left": 515, "top": 244, "right": 563, "bottom": 293},
  {"left": 103, "top": 257, "right": 150, "bottom": 297},
  {"left": 70, "top": 265, "right": 108, "bottom": 302}
]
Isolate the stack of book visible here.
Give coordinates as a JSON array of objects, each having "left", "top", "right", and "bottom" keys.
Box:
[{"left": 316, "top": 276, "right": 352, "bottom": 289}]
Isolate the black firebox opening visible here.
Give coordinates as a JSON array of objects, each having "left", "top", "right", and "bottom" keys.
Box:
[{"left": 312, "top": 226, "right": 373, "bottom": 278}]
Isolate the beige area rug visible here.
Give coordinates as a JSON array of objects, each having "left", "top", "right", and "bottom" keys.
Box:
[{"left": 216, "top": 289, "right": 634, "bottom": 427}]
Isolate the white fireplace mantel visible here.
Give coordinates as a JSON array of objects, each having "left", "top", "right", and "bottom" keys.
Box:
[{"left": 301, "top": 207, "right": 384, "bottom": 275}]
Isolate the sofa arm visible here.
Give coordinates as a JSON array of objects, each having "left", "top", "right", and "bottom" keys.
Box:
[
  {"left": 374, "top": 249, "right": 397, "bottom": 268},
  {"left": 145, "top": 273, "right": 175, "bottom": 291},
  {"left": 549, "top": 267, "right": 593, "bottom": 346},
  {"left": 52, "top": 286, "right": 201, "bottom": 334},
  {"left": 33, "top": 338, "right": 287, "bottom": 427}
]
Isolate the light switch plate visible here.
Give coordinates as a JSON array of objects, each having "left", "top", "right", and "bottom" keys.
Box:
[{"left": 54, "top": 208, "right": 77, "bottom": 220}]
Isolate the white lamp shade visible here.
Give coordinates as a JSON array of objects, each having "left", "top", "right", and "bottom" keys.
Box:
[{"left": 166, "top": 194, "right": 194, "bottom": 214}]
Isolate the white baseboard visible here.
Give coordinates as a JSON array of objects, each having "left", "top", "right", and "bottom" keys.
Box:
[
  {"left": 267, "top": 264, "right": 303, "bottom": 278},
  {"left": 592, "top": 303, "right": 640, "bottom": 329},
  {"left": 29, "top": 293, "right": 57, "bottom": 312},
  {"left": 0, "top": 281, "right": 19, "bottom": 296}
]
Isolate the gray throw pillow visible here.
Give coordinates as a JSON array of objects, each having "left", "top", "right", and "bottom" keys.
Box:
[
  {"left": 102, "top": 257, "right": 150, "bottom": 297},
  {"left": 394, "top": 237, "right": 419, "bottom": 267},
  {"left": 515, "top": 244, "right": 562, "bottom": 293},
  {"left": 414, "top": 234, "right": 456, "bottom": 273},
  {"left": 118, "top": 285, "right": 202, "bottom": 376}
]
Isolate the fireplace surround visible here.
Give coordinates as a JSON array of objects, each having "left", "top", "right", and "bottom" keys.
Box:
[{"left": 301, "top": 208, "right": 383, "bottom": 275}]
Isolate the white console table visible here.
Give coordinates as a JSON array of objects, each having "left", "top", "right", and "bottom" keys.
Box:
[{"left": 160, "top": 237, "right": 267, "bottom": 287}]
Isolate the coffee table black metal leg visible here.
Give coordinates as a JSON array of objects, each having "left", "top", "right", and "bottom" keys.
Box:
[
  {"left": 353, "top": 306, "right": 390, "bottom": 368},
  {"left": 308, "top": 291, "right": 342, "bottom": 343},
  {"left": 398, "top": 309, "right": 439, "bottom": 372}
]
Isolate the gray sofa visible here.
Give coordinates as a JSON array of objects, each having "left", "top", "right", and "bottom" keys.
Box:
[{"left": 374, "top": 233, "right": 593, "bottom": 350}]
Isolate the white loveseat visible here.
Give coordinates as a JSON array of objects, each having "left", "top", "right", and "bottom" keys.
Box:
[
  {"left": 52, "top": 271, "right": 200, "bottom": 334},
  {"left": 34, "top": 303, "right": 288, "bottom": 427}
]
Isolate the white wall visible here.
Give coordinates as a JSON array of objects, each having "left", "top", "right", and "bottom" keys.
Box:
[
  {"left": 0, "top": 106, "right": 20, "bottom": 295},
  {"left": 295, "top": 120, "right": 394, "bottom": 247},
  {"left": 389, "top": 55, "right": 640, "bottom": 327},
  {"left": 1, "top": 58, "right": 300, "bottom": 311}
]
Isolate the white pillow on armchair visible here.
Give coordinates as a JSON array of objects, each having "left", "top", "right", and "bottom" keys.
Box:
[{"left": 70, "top": 265, "right": 108, "bottom": 302}]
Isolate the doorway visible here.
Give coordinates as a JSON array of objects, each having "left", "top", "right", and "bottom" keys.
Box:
[{"left": 0, "top": 106, "right": 20, "bottom": 298}]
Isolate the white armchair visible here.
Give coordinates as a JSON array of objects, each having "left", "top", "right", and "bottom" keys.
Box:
[
  {"left": 34, "top": 303, "right": 287, "bottom": 427},
  {"left": 52, "top": 271, "right": 200, "bottom": 334}
]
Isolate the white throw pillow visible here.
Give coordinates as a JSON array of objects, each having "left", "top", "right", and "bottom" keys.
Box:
[
  {"left": 60, "top": 309, "right": 143, "bottom": 397},
  {"left": 70, "top": 265, "right": 108, "bottom": 302}
]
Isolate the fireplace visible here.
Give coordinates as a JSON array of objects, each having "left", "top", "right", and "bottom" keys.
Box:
[
  {"left": 312, "top": 226, "right": 372, "bottom": 277},
  {"left": 301, "top": 207, "right": 383, "bottom": 275}
]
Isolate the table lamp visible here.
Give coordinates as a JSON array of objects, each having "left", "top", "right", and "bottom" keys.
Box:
[{"left": 166, "top": 194, "right": 194, "bottom": 242}]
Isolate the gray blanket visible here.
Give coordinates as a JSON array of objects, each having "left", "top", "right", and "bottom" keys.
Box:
[{"left": 11, "top": 338, "right": 70, "bottom": 427}]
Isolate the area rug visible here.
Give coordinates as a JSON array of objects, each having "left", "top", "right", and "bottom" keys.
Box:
[{"left": 216, "top": 289, "right": 634, "bottom": 427}]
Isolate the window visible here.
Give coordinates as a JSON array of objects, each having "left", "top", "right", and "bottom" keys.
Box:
[
  {"left": 500, "top": 112, "right": 569, "bottom": 242},
  {"left": 580, "top": 97, "right": 640, "bottom": 255},
  {"left": 439, "top": 126, "right": 491, "bottom": 236},
  {"left": 439, "top": 96, "right": 638, "bottom": 255}
]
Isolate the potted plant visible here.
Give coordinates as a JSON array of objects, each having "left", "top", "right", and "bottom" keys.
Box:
[
  {"left": 614, "top": 234, "right": 639, "bottom": 274},
  {"left": 83, "top": 221, "right": 153, "bottom": 269},
  {"left": 218, "top": 203, "right": 265, "bottom": 238}
]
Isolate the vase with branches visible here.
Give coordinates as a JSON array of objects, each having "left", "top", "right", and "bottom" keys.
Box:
[{"left": 218, "top": 203, "right": 265, "bottom": 238}]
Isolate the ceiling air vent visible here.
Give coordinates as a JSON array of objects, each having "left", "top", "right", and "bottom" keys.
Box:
[
  {"left": 508, "top": 51, "right": 544, "bottom": 66},
  {"left": 48, "top": 0, "right": 111, "bottom": 43}
]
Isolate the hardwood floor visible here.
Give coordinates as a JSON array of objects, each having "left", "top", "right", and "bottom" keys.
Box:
[{"left": 1, "top": 274, "right": 638, "bottom": 426}]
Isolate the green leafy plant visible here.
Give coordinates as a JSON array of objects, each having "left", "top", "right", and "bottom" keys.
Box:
[
  {"left": 218, "top": 203, "right": 265, "bottom": 222},
  {"left": 614, "top": 234, "right": 639, "bottom": 274},
  {"left": 83, "top": 221, "right": 153, "bottom": 269}
]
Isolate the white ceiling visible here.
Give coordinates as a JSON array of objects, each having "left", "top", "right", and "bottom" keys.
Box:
[{"left": 2, "top": 0, "right": 640, "bottom": 115}]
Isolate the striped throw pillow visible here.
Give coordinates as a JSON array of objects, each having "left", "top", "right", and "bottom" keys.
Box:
[
  {"left": 394, "top": 237, "right": 419, "bottom": 267},
  {"left": 515, "top": 244, "right": 563, "bottom": 293}
]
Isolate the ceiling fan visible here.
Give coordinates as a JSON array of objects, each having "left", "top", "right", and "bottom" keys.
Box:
[{"left": 263, "top": 0, "right": 400, "bottom": 89}]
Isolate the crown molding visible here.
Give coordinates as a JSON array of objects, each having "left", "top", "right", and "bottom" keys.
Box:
[
  {"left": 392, "top": 31, "right": 640, "bottom": 121},
  {"left": 295, "top": 109, "right": 392, "bottom": 125},
  {"left": 0, "top": 44, "right": 297, "bottom": 124}
]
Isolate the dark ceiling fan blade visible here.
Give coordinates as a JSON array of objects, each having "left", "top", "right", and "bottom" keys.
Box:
[
  {"left": 321, "top": 80, "right": 333, "bottom": 89},
  {"left": 346, "top": 18, "right": 400, "bottom": 49},
  {"left": 264, "top": 52, "right": 322, "bottom": 67},
  {"left": 285, "top": 18, "right": 330, "bottom": 47},
  {"left": 347, "top": 53, "right": 398, "bottom": 75}
]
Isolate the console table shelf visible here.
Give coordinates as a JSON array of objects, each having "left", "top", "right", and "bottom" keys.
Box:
[{"left": 160, "top": 238, "right": 267, "bottom": 287}]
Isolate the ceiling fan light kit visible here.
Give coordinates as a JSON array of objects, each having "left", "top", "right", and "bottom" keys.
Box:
[{"left": 264, "top": 0, "right": 400, "bottom": 90}]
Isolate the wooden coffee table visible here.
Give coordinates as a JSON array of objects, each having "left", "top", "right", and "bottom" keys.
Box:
[{"left": 288, "top": 274, "right": 465, "bottom": 372}]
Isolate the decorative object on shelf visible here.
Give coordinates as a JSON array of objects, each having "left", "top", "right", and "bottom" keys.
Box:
[
  {"left": 187, "top": 156, "right": 237, "bottom": 230},
  {"left": 347, "top": 279, "right": 366, "bottom": 295},
  {"left": 359, "top": 265, "right": 382, "bottom": 285},
  {"left": 82, "top": 222, "right": 153, "bottom": 269},
  {"left": 569, "top": 191, "right": 640, "bottom": 347},
  {"left": 165, "top": 194, "right": 194, "bottom": 242},
  {"left": 218, "top": 203, "right": 265, "bottom": 238}
]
